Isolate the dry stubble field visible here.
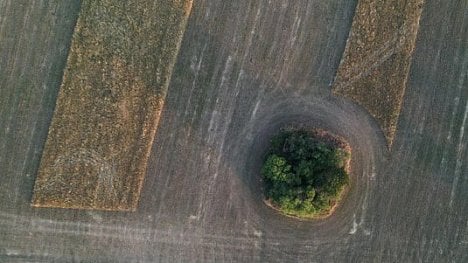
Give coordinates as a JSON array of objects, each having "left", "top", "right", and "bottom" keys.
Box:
[
  {"left": 0, "top": 0, "right": 467, "bottom": 262},
  {"left": 32, "top": 0, "right": 192, "bottom": 211}
]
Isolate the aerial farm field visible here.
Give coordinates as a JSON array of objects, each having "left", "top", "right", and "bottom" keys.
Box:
[
  {"left": 333, "top": 0, "right": 425, "bottom": 146},
  {"left": 0, "top": 0, "right": 467, "bottom": 262},
  {"left": 32, "top": 0, "right": 192, "bottom": 211}
]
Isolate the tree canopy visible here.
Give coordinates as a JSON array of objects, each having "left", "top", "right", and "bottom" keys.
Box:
[{"left": 262, "top": 130, "right": 350, "bottom": 218}]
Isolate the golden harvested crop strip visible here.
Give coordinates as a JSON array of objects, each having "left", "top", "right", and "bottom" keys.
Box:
[
  {"left": 32, "top": 0, "right": 193, "bottom": 211},
  {"left": 333, "top": 0, "right": 424, "bottom": 147}
]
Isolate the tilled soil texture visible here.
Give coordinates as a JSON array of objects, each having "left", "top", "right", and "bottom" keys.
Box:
[
  {"left": 32, "top": 0, "right": 193, "bottom": 211},
  {"left": 333, "top": 0, "right": 425, "bottom": 147},
  {"left": 0, "top": 0, "right": 467, "bottom": 262}
]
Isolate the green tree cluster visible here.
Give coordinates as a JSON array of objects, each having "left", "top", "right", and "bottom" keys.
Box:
[{"left": 262, "top": 130, "right": 349, "bottom": 217}]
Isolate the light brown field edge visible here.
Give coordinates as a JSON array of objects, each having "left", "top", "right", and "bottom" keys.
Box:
[
  {"left": 32, "top": 0, "right": 193, "bottom": 211},
  {"left": 333, "top": 0, "right": 424, "bottom": 147}
]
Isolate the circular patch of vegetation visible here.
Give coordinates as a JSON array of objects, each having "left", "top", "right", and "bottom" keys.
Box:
[{"left": 261, "top": 129, "right": 351, "bottom": 219}]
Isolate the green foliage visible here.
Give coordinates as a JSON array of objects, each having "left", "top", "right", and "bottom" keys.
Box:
[{"left": 262, "top": 130, "right": 349, "bottom": 218}]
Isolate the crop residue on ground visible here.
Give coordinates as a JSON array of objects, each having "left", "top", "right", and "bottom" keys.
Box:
[
  {"left": 32, "top": 0, "right": 193, "bottom": 211},
  {"left": 333, "top": 0, "right": 425, "bottom": 147}
]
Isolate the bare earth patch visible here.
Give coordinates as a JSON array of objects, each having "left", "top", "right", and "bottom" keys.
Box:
[
  {"left": 333, "top": 0, "right": 425, "bottom": 147},
  {"left": 32, "top": 0, "right": 193, "bottom": 211}
]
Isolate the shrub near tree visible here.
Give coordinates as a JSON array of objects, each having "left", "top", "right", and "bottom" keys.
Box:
[{"left": 262, "top": 130, "right": 350, "bottom": 218}]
